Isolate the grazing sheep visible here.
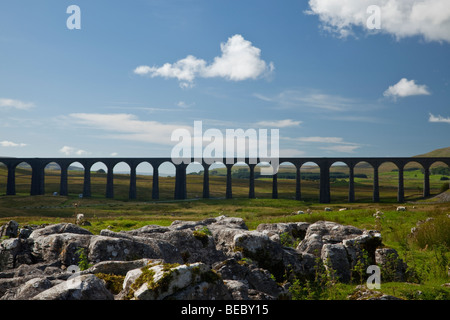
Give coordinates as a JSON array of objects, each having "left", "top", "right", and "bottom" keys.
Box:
[
  {"left": 396, "top": 206, "right": 406, "bottom": 212},
  {"left": 373, "top": 211, "right": 384, "bottom": 219},
  {"left": 374, "top": 210, "right": 384, "bottom": 216},
  {"left": 76, "top": 213, "right": 85, "bottom": 225}
]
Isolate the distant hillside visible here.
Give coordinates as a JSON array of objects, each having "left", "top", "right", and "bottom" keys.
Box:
[
  {"left": 45, "top": 163, "right": 84, "bottom": 171},
  {"left": 415, "top": 146, "right": 450, "bottom": 158},
  {"left": 14, "top": 163, "right": 83, "bottom": 171}
]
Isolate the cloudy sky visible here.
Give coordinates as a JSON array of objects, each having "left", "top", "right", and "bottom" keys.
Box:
[{"left": 1, "top": 0, "right": 449, "bottom": 169}]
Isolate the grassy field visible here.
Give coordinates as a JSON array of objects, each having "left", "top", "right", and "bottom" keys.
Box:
[{"left": 0, "top": 164, "right": 449, "bottom": 300}]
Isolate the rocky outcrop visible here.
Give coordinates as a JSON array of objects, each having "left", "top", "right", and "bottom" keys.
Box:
[
  {"left": 296, "top": 220, "right": 383, "bottom": 283},
  {"left": 120, "top": 261, "right": 231, "bottom": 300},
  {"left": 0, "top": 217, "right": 406, "bottom": 300},
  {"left": 0, "top": 220, "right": 19, "bottom": 238},
  {"left": 32, "top": 274, "right": 114, "bottom": 300}
]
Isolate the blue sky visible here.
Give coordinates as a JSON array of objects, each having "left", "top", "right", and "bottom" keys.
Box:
[{"left": 1, "top": 0, "right": 450, "bottom": 172}]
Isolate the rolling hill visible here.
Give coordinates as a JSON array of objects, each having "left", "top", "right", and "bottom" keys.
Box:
[{"left": 415, "top": 146, "right": 450, "bottom": 158}]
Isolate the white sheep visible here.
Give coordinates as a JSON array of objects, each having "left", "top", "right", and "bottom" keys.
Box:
[{"left": 76, "top": 213, "right": 85, "bottom": 225}]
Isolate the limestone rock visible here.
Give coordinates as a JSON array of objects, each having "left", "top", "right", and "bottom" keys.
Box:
[
  {"left": 297, "top": 221, "right": 364, "bottom": 256},
  {"left": 375, "top": 248, "right": 408, "bottom": 282},
  {"left": 83, "top": 258, "right": 156, "bottom": 276},
  {"left": 0, "top": 238, "right": 21, "bottom": 270},
  {"left": 88, "top": 235, "right": 182, "bottom": 264},
  {"left": 256, "top": 222, "right": 310, "bottom": 242},
  {"left": 213, "top": 258, "right": 287, "bottom": 299},
  {"left": 29, "top": 223, "right": 92, "bottom": 239},
  {"left": 224, "top": 279, "right": 250, "bottom": 300},
  {"left": 0, "top": 220, "right": 19, "bottom": 238},
  {"left": 321, "top": 243, "right": 351, "bottom": 283},
  {"left": 122, "top": 261, "right": 231, "bottom": 300},
  {"left": 1, "top": 277, "right": 53, "bottom": 300},
  {"left": 32, "top": 274, "right": 114, "bottom": 300},
  {"left": 32, "top": 233, "right": 92, "bottom": 267},
  {"left": 348, "top": 285, "right": 403, "bottom": 300}
]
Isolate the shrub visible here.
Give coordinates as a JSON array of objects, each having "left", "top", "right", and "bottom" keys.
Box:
[
  {"left": 95, "top": 273, "right": 125, "bottom": 294},
  {"left": 193, "top": 226, "right": 212, "bottom": 247},
  {"left": 279, "top": 232, "right": 300, "bottom": 248},
  {"left": 288, "top": 259, "right": 351, "bottom": 300},
  {"left": 76, "top": 247, "right": 93, "bottom": 271},
  {"left": 412, "top": 216, "right": 450, "bottom": 249},
  {"left": 440, "top": 182, "right": 449, "bottom": 193}
]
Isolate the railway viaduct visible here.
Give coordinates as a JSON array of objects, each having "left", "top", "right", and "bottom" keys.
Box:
[{"left": 1, "top": 157, "right": 449, "bottom": 203}]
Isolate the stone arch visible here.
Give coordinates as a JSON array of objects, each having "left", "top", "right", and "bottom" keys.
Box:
[
  {"left": 254, "top": 161, "right": 280, "bottom": 199},
  {"left": 157, "top": 161, "right": 176, "bottom": 200},
  {"left": 300, "top": 161, "right": 320, "bottom": 201},
  {"left": 15, "top": 161, "right": 32, "bottom": 195},
  {"left": 136, "top": 161, "right": 153, "bottom": 201},
  {"left": 230, "top": 161, "right": 249, "bottom": 199},
  {"left": 90, "top": 161, "right": 108, "bottom": 198},
  {"left": 276, "top": 161, "right": 296, "bottom": 200},
  {"left": 0, "top": 161, "right": 6, "bottom": 195},
  {"left": 208, "top": 161, "right": 227, "bottom": 198},
  {"left": 66, "top": 161, "right": 85, "bottom": 197},
  {"left": 112, "top": 161, "right": 131, "bottom": 200},
  {"left": 329, "top": 161, "right": 350, "bottom": 202},
  {"left": 43, "top": 161, "right": 61, "bottom": 196},
  {"left": 400, "top": 160, "right": 426, "bottom": 200},
  {"left": 428, "top": 160, "right": 450, "bottom": 195},
  {"left": 377, "top": 161, "right": 400, "bottom": 202},
  {"left": 353, "top": 161, "right": 374, "bottom": 202},
  {"left": 186, "top": 162, "right": 204, "bottom": 199}
]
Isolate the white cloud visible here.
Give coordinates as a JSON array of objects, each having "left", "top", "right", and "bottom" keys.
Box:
[
  {"left": 68, "top": 113, "right": 192, "bottom": 145},
  {"left": 255, "top": 119, "right": 302, "bottom": 128},
  {"left": 284, "top": 136, "right": 362, "bottom": 153},
  {"left": 0, "top": 140, "right": 27, "bottom": 147},
  {"left": 429, "top": 113, "right": 450, "bottom": 124},
  {"left": 0, "top": 98, "right": 34, "bottom": 110},
  {"left": 306, "top": 0, "right": 450, "bottom": 43},
  {"left": 135, "top": 55, "right": 206, "bottom": 85},
  {"left": 133, "top": 66, "right": 153, "bottom": 76},
  {"left": 252, "top": 93, "right": 273, "bottom": 102},
  {"left": 134, "top": 34, "right": 273, "bottom": 87},
  {"left": 319, "top": 145, "right": 360, "bottom": 153},
  {"left": 202, "top": 34, "right": 274, "bottom": 81},
  {"left": 383, "top": 78, "right": 430, "bottom": 99},
  {"left": 294, "top": 136, "right": 345, "bottom": 144},
  {"left": 254, "top": 89, "right": 359, "bottom": 112},
  {"left": 327, "top": 115, "right": 384, "bottom": 124},
  {"left": 59, "top": 146, "right": 89, "bottom": 156},
  {"left": 177, "top": 101, "right": 194, "bottom": 108},
  {"left": 279, "top": 149, "right": 306, "bottom": 157},
  {"left": 110, "top": 152, "right": 119, "bottom": 156}
]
